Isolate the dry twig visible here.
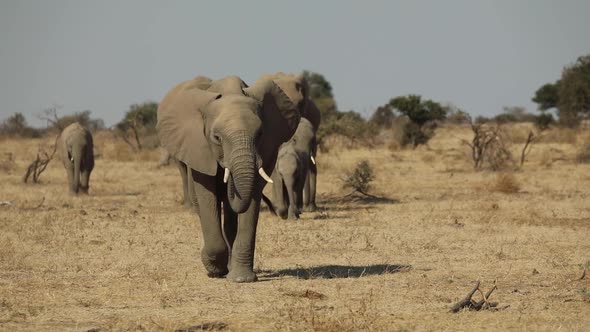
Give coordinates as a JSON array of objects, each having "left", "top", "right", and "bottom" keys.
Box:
[{"left": 450, "top": 280, "right": 502, "bottom": 313}]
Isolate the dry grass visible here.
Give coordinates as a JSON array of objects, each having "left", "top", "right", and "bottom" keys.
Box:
[
  {"left": 1, "top": 127, "right": 590, "bottom": 331},
  {"left": 492, "top": 172, "right": 521, "bottom": 193}
]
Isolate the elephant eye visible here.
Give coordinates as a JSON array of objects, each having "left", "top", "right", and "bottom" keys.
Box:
[{"left": 213, "top": 133, "right": 222, "bottom": 144}]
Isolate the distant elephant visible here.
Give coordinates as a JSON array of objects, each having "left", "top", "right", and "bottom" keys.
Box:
[
  {"left": 271, "top": 118, "right": 316, "bottom": 220},
  {"left": 253, "top": 73, "right": 321, "bottom": 212},
  {"left": 57, "top": 122, "right": 94, "bottom": 194},
  {"left": 157, "top": 75, "right": 300, "bottom": 282}
]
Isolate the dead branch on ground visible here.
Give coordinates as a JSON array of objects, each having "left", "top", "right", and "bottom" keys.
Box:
[{"left": 450, "top": 280, "right": 504, "bottom": 313}]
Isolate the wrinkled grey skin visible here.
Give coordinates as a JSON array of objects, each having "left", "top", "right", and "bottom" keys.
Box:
[
  {"left": 254, "top": 73, "right": 321, "bottom": 212},
  {"left": 157, "top": 75, "right": 300, "bottom": 282},
  {"left": 57, "top": 122, "right": 94, "bottom": 194},
  {"left": 271, "top": 118, "right": 316, "bottom": 220}
]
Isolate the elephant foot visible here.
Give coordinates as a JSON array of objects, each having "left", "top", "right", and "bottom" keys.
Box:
[
  {"left": 303, "top": 204, "right": 318, "bottom": 212},
  {"left": 277, "top": 207, "right": 288, "bottom": 220},
  {"left": 227, "top": 267, "right": 258, "bottom": 283},
  {"left": 287, "top": 208, "right": 299, "bottom": 220},
  {"left": 201, "top": 250, "right": 229, "bottom": 278}
]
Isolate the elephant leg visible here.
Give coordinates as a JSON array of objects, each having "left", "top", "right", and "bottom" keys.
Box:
[
  {"left": 272, "top": 173, "right": 288, "bottom": 219},
  {"left": 303, "top": 169, "right": 311, "bottom": 208},
  {"left": 66, "top": 164, "right": 75, "bottom": 193},
  {"left": 191, "top": 170, "right": 228, "bottom": 278},
  {"left": 222, "top": 197, "right": 238, "bottom": 272},
  {"left": 304, "top": 164, "right": 318, "bottom": 212},
  {"left": 226, "top": 183, "right": 262, "bottom": 283},
  {"left": 176, "top": 160, "right": 191, "bottom": 208},
  {"left": 283, "top": 176, "right": 298, "bottom": 220},
  {"left": 79, "top": 168, "right": 91, "bottom": 194},
  {"left": 295, "top": 172, "right": 305, "bottom": 216},
  {"left": 186, "top": 167, "right": 200, "bottom": 216}
]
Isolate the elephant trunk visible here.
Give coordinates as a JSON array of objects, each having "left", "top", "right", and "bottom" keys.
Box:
[
  {"left": 227, "top": 132, "right": 256, "bottom": 213},
  {"left": 72, "top": 145, "right": 82, "bottom": 194}
]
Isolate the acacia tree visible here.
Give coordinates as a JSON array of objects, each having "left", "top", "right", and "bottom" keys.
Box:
[
  {"left": 386, "top": 95, "right": 447, "bottom": 147},
  {"left": 533, "top": 54, "right": 590, "bottom": 127},
  {"left": 389, "top": 95, "right": 447, "bottom": 126},
  {"left": 369, "top": 105, "right": 395, "bottom": 129},
  {"left": 116, "top": 102, "right": 158, "bottom": 151}
]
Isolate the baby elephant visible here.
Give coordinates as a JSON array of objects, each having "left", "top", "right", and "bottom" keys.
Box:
[
  {"left": 271, "top": 118, "right": 316, "bottom": 220},
  {"left": 58, "top": 122, "right": 94, "bottom": 194}
]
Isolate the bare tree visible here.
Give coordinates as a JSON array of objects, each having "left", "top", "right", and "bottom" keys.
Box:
[
  {"left": 23, "top": 107, "right": 62, "bottom": 183},
  {"left": 23, "top": 136, "right": 58, "bottom": 183},
  {"left": 520, "top": 131, "right": 537, "bottom": 167},
  {"left": 462, "top": 115, "right": 513, "bottom": 170}
]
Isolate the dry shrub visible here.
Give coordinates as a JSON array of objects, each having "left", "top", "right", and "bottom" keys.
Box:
[
  {"left": 464, "top": 122, "right": 514, "bottom": 171},
  {"left": 342, "top": 160, "right": 374, "bottom": 195},
  {"left": 492, "top": 172, "right": 520, "bottom": 193}
]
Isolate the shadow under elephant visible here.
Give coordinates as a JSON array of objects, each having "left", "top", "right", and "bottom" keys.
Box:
[{"left": 258, "top": 264, "right": 411, "bottom": 280}]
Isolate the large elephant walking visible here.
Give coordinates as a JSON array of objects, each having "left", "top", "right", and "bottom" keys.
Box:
[
  {"left": 57, "top": 122, "right": 94, "bottom": 194},
  {"left": 157, "top": 75, "right": 300, "bottom": 282}
]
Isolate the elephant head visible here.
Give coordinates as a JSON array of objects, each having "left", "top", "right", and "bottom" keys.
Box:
[
  {"left": 255, "top": 72, "right": 321, "bottom": 131},
  {"left": 157, "top": 76, "right": 300, "bottom": 213}
]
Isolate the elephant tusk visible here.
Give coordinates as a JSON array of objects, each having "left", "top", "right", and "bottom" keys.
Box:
[
  {"left": 310, "top": 156, "right": 316, "bottom": 165},
  {"left": 223, "top": 168, "right": 230, "bottom": 183},
  {"left": 258, "top": 168, "right": 273, "bottom": 184}
]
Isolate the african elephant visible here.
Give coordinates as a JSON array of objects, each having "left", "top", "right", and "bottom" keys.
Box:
[
  {"left": 57, "top": 122, "right": 94, "bottom": 194},
  {"left": 157, "top": 75, "right": 300, "bottom": 282},
  {"left": 271, "top": 118, "right": 316, "bottom": 220},
  {"left": 253, "top": 73, "right": 321, "bottom": 212}
]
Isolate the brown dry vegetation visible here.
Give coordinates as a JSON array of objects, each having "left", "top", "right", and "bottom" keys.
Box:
[{"left": 0, "top": 124, "right": 589, "bottom": 331}]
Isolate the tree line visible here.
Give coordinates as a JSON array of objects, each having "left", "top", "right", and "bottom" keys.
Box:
[{"left": 2, "top": 54, "right": 588, "bottom": 149}]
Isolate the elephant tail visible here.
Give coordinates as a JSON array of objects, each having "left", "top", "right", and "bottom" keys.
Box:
[{"left": 261, "top": 193, "right": 277, "bottom": 216}]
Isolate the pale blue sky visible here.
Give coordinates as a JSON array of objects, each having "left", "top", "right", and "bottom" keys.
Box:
[{"left": 1, "top": 1, "right": 589, "bottom": 127}]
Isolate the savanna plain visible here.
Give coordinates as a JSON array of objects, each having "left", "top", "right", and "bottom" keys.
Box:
[{"left": 0, "top": 124, "right": 589, "bottom": 331}]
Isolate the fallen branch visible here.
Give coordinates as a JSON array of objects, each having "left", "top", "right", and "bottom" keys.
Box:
[{"left": 450, "top": 280, "right": 501, "bottom": 313}]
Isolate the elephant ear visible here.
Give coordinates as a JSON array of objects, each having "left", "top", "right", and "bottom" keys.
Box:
[
  {"left": 157, "top": 81, "right": 221, "bottom": 176},
  {"left": 243, "top": 79, "right": 301, "bottom": 169}
]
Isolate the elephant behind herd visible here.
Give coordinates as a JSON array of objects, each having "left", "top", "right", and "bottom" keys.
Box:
[
  {"left": 57, "top": 122, "right": 94, "bottom": 194},
  {"left": 54, "top": 72, "right": 320, "bottom": 282}
]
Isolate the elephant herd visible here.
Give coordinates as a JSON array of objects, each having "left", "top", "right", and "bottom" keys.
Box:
[{"left": 57, "top": 72, "right": 321, "bottom": 282}]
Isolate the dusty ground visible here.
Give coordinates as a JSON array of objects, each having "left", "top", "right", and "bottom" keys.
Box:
[{"left": 0, "top": 125, "right": 589, "bottom": 331}]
